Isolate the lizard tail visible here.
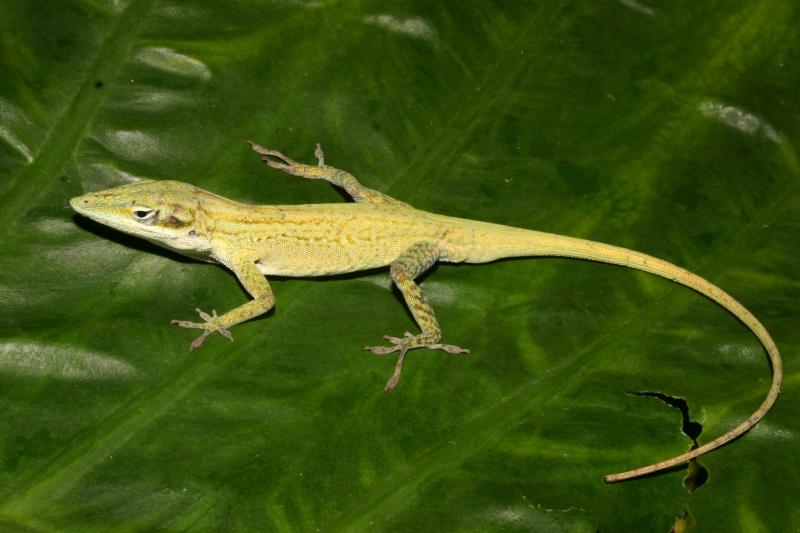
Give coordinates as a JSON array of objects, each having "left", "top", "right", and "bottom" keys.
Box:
[{"left": 464, "top": 226, "right": 782, "bottom": 482}]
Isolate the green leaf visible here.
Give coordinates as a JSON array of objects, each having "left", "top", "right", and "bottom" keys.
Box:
[{"left": 0, "top": 1, "right": 797, "bottom": 530}]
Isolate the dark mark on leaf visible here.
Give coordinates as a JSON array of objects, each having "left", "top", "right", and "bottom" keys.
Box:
[
  {"left": 670, "top": 510, "right": 694, "bottom": 533},
  {"left": 634, "top": 391, "right": 708, "bottom": 492}
]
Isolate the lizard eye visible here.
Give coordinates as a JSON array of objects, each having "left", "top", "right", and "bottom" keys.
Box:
[{"left": 131, "top": 207, "right": 158, "bottom": 223}]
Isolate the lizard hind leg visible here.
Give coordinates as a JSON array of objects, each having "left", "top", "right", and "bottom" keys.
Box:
[{"left": 365, "top": 242, "right": 469, "bottom": 391}]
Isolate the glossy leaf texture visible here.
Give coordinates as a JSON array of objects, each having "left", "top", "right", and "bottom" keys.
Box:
[{"left": 0, "top": 1, "right": 797, "bottom": 531}]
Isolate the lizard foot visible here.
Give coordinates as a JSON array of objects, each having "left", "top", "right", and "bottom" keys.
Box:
[
  {"left": 365, "top": 332, "right": 469, "bottom": 392},
  {"left": 171, "top": 308, "right": 234, "bottom": 351},
  {"left": 247, "top": 141, "right": 310, "bottom": 177}
]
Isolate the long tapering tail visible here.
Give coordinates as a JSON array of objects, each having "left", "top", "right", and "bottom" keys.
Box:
[{"left": 459, "top": 224, "right": 782, "bottom": 482}]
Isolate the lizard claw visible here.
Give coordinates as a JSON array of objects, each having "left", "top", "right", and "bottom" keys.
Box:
[{"left": 171, "top": 308, "right": 234, "bottom": 351}]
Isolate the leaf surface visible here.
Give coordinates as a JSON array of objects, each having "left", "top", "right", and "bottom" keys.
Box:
[{"left": 0, "top": 1, "right": 797, "bottom": 530}]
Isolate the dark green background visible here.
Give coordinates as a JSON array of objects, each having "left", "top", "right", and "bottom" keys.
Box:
[{"left": 0, "top": 1, "right": 797, "bottom": 531}]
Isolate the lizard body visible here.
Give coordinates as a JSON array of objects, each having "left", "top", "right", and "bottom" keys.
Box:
[{"left": 70, "top": 142, "right": 782, "bottom": 483}]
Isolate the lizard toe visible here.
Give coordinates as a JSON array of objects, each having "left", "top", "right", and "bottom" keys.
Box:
[
  {"left": 365, "top": 344, "right": 399, "bottom": 355},
  {"left": 171, "top": 319, "right": 204, "bottom": 329}
]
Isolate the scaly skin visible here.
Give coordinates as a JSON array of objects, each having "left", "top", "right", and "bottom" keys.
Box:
[{"left": 70, "top": 142, "right": 782, "bottom": 483}]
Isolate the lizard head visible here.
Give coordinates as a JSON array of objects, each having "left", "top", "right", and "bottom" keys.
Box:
[{"left": 70, "top": 179, "right": 209, "bottom": 250}]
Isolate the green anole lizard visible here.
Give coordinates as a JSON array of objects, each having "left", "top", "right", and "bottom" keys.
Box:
[{"left": 70, "top": 141, "right": 781, "bottom": 483}]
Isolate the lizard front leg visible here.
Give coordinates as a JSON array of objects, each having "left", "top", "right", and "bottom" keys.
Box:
[
  {"left": 247, "top": 141, "right": 409, "bottom": 207},
  {"left": 171, "top": 257, "right": 274, "bottom": 351},
  {"left": 366, "top": 242, "right": 469, "bottom": 391}
]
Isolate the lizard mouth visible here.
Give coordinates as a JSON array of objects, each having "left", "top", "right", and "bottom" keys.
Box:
[
  {"left": 69, "top": 194, "right": 97, "bottom": 217},
  {"left": 69, "top": 192, "right": 120, "bottom": 219},
  {"left": 68, "top": 193, "right": 125, "bottom": 230},
  {"left": 70, "top": 195, "right": 88, "bottom": 210}
]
